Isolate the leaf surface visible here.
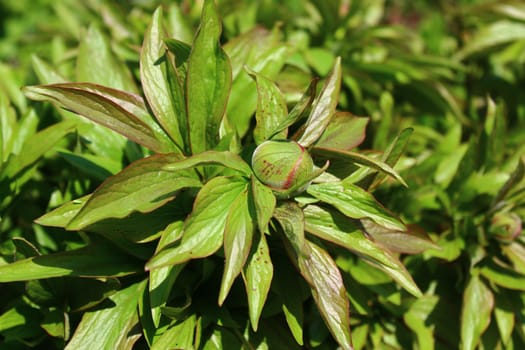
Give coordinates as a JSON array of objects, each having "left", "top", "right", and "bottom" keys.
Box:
[
  {"left": 307, "top": 182, "right": 406, "bottom": 231},
  {"left": 0, "top": 243, "right": 142, "bottom": 282},
  {"left": 297, "top": 57, "right": 342, "bottom": 147},
  {"left": 23, "top": 83, "right": 174, "bottom": 153},
  {"left": 146, "top": 176, "right": 248, "bottom": 269},
  {"left": 141, "top": 7, "right": 187, "bottom": 152},
  {"left": 461, "top": 274, "right": 494, "bottom": 350},
  {"left": 186, "top": 0, "right": 232, "bottom": 154},
  {"left": 219, "top": 186, "right": 255, "bottom": 305},
  {"left": 67, "top": 153, "right": 201, "bottom": 230}
]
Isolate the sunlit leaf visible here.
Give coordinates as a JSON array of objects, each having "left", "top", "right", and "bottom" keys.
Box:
[
  {"left": 0, "top": 242, "right": 142, "bottom": 282},
  {"left": 461, "top": 274, "right": 494, "bottom": 350},
  {"left": 297, "top": 57, "right": 342, "bottom": 147},
  {"left": 23, "top": 83, "right": 175, "bottom": 153},
  {"left": 65, "top": 280, "right": 146, "bottom": 350},
  {"left": 248, "top": 68, "right": 288, "bottom": 144},
  {"left": 297, "top": 241, "right": 353, "bottom": 350},
  {"left": 146, "top": 176, "right": 248, "bottom": 269},
  {"left": 242, "top": 232, "right": 273, "bottom": 331},
  {"left": 219, "top": 185, "right": 254, "bottom": 305},
  {"left": 273, "top": 201, "right": 307, "bottom": 256},
  {"left": 307, "top": 181, "right": 406, "bottom": 231},
  {"left": 66, "top": 153, "right": 201, "bottom": 230},
  {"left": 77, "top": 24, "right": 137, "bottom": 93},
  {"left": 186, "top": 0, "right": 232, "bottom": 154},
  {"left": 141, "top": 7, "right": 187, "bottom": 153},
  {"left": 314, "top": 113, "right": 369, "bottom": 151}
]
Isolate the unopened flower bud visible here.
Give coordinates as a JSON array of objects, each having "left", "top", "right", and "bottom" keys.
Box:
[{"left": 252, "top": 140, "right": 314, "bottom": 194}]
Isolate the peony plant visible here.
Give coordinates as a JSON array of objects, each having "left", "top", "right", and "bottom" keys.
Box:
[{"left": 0, "top": 1, "right": 433, "bottom": 348}]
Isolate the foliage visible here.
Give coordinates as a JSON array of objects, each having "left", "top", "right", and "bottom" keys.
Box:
[{"left": 0, "top": 0, "right": 524, "bottom": 349}]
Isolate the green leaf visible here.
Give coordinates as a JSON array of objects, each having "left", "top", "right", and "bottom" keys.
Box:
[
  {"left": 219, "top": 185, "right": 255, "bottom": 305},
  {"left": 141, "top": 7, "right": 187, "bottom": 153},
  {"left": 248, "top": 68, "right": 288, "bottom": 144},
  {"left": 273, "top": 256, "right": 306, "bottom": 345},
  {"left": 479, "top": 259, "right": 525, "bottom": 291},
  {"left": 369, "top": 127, "right": 413, "bottom": 190},
  {"left": 303, "top": 205, "right": 397, "bottom": 269},
  {"left": 225, "top": 27, "right": 289, "bottom": 138},
  {"left": 23, "top": 83, "right": 175, "bottom": 153},
  {"left": 403, "top": 295, "right": 439, "bottom": 350},
  {"left": 307, "top": 182, "right": 406, "bottom": 231},
  {"left": 162, "top": 150, "right": 252, "bottom": 176},
  {"left": 146, "top": 176, "right": 248, "bottom": 269},
  {"left": 77, "top": 24, "right": 137, "bottom": 93},
  {"left": 494, "top": 290, "right": 515, "bottom": 346},
  {"left": 273, "top": 201, "right": 307, "bottom": 256},
  {"left": 457, "top": 20, "right": 525, "bottom": 59},
  {"left": 243, "top": 232, "right": 273, "bottom": 331},
  {"left": 361, "top": 220, "right": 440, "bottom": 254},
  {"left": 314, "top": 112, "right": 369, "bottom": 151},
  {"left": 186, "top": 0, "right": 232, "bottom": 154},
  {"left": 2, "top": 120, "right": 75, "bottom": 179},
  {"left": 0, "top": 242, "right": 142, "bottom": 282},
  {"left": 297, "top": 240, "right": 353, "bottom": 350},
  {"left": 461, "top": 274, "right": 494, "bottom": 350},
  {"left": 35, "top": 195, "right": 91, "bottom": 228},
  {"left": 66, "top": 153, "right": 201, "bottom": 230},
  {"left": 65, "top": 280, "right": 146, "bottom": 350},
  {"left": 303, "top": 205, "right": 422, "bottom": 296},
  {"left": 297, "top": 57, "right": 342, "bottom": 147},
  {"left": 31, "top": 55, "right": 127, "bottom": 160},
  {"left": 164, "top": 38, "right": 191, "bottom": 66},
  {"left": 57, "top": 149, "right": 119, "bottom": 181},
  {"left": 251, "top": 177, "right": 276, "bottom": 234},
  {"left": 312, "top": 147, "right": 407, "bottom": 187},
  {"left": 151, "top": 315, "right": 197, "bottom": 350},
  {"left": 149, "top": 220, "right": 186, "bottom": 327}
]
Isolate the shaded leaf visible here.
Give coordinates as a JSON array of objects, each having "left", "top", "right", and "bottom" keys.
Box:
[
  {"left": 186, "top": 0, "right": 232, "bottom": 154},
  {"left": 0, "top": 242, "right": 142, "bottom": 282},
  {"left": 149, "top": 220, "right": 186, "bottom": 326}
]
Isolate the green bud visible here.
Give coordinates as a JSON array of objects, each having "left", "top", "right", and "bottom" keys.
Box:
[
  {"left": 490, "top": 212, "right": 522, "bottom": 243},
  {"left": 252, "top": 140, "right": 314, "bottom": 194}
]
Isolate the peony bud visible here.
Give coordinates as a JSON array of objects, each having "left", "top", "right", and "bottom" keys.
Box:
[
  {"left": 490, "top": 212, "right": 522, "bottom": 243},
  {"left": 252, "top": 140, "right": 315, "bottom": 195}
]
